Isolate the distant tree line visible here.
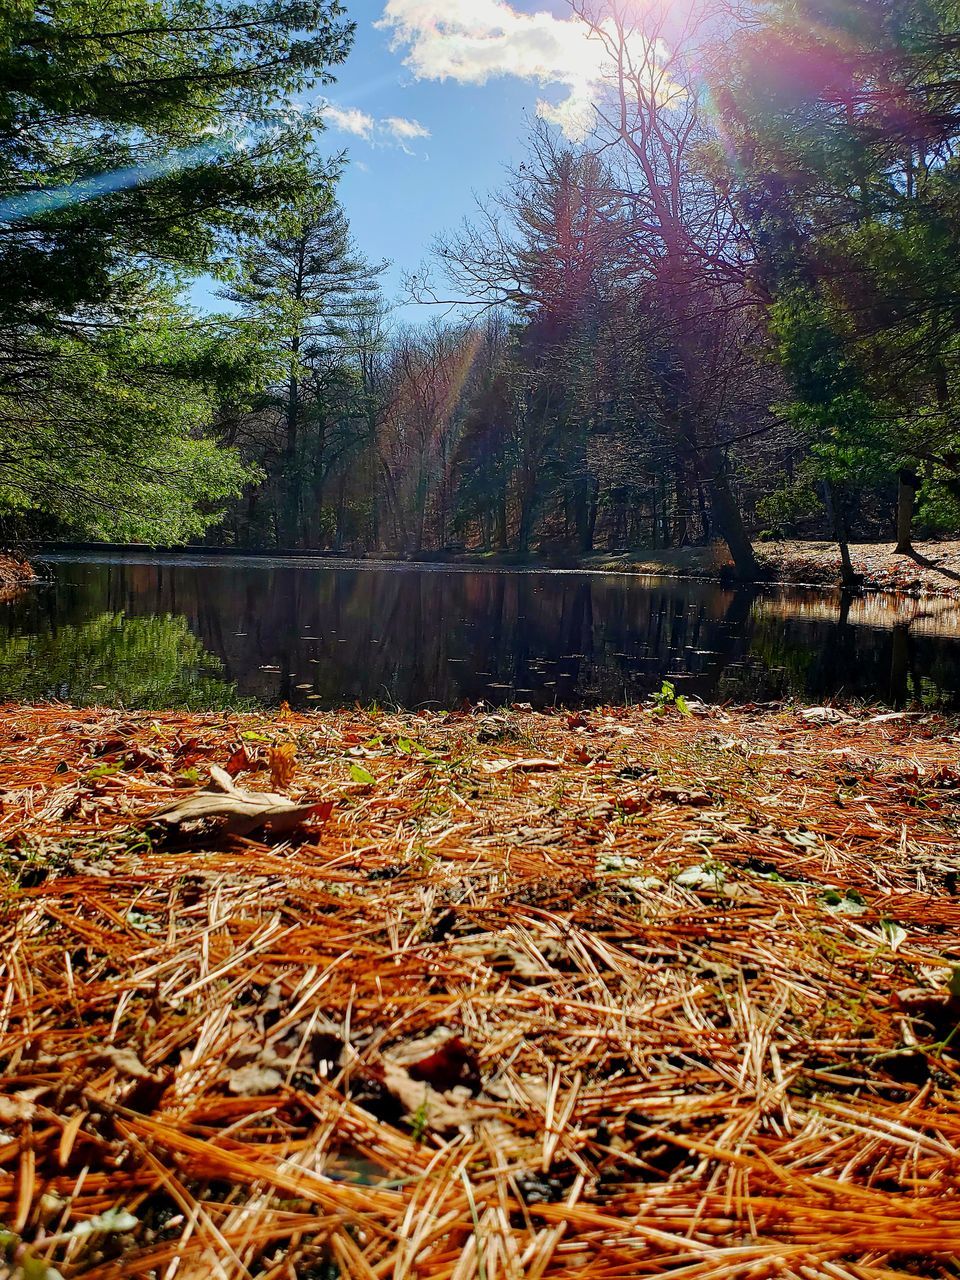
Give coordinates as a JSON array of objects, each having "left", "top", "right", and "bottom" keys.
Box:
[{"left": 4, "top": 0, "right": 960, "bottom": 579}]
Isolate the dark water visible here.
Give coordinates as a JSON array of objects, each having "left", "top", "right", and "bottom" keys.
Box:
[{"left": 3, "top": 554, "right": 960, "bottom": 710}]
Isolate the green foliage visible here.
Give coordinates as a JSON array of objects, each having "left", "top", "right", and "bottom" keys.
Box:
[
  {"left": 0, "top": 0, "right": 353, "bottom": 541},
  {"left": 917, "top": 469, "right": 960, "bottom": 533},
  {"left": 0, "top": 311, "right": 263, "bottom": 540},
  {"left": 0, "top": 612, "right": 244, "bottom": 708},
  {"left": 222, "top": 177, "right": 384, "bottom": 547},
  {"left": 0, "top": 0, "right": 354, "bottom": 326},
  {"left": 756, "top": 474, "right": 822, "bottom": 538},
  {"left": 651, "top": 681, "right": 691, "bottom": 716},
  {"left": 718, "top": 0, "right": 960, "bottom": 542}
]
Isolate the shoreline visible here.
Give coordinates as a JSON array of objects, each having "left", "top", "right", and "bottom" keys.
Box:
[
  {"left": 2, "top": 699, "right": 960, "bottom": 1276},
  {"left": 29, "top": 538, "right": 960, "bottom": 599},
  {"left": 0, "top": 552, "right": 36, "bottom": 596}
]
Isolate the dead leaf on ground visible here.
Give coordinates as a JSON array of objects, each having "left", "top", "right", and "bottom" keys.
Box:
[
  {"left": 0, "top": 1095, "right": 37, "bottom": 1124},
  {"left": 269, "top": 743, "right": 298, "bottom": 791},
  {"left": 147, "top": 765, "right": 328, "bottom": 837},
  {"left": 407, "top": 1036, "right": 481, "bottom": 1094},
  {"left": 800, "top": 707, "right": 855, "bottom": 725},
  {"left": 227, "top": 1065, "right": 285, "bottom": 1097},
  {"left": 225, "top": 743, "right": 255, "bottom": 777},
  {"left": 97, "top": 1048, "right": 156, "bottom": 1081},
  {"left": 482, "top": 758, "right": 563, "bottom": 775},
  {"left": 380, "top": 1061, "right": 481, "bottom": 1136},
  {"left": 658, "top": 786, "right": 713, "bottom": 807}
]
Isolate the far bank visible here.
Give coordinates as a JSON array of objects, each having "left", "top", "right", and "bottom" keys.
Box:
[{"left": 28, "top": 537, "right": 960, "bottom": 598}]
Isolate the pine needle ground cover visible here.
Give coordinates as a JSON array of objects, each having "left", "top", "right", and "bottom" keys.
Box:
[{"left": 1, "top": 700, "right": 959, "bottom": 1279}]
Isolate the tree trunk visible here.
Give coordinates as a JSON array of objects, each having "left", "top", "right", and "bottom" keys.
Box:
[
  {"left": 586, "top": 484, "right": 599, "bottom": 551},
  {"left": 496, "top": 492, "right": 508, "bottom": 551},
  {"left": 415, "top": 452, "right": 429, "bottom": 554},
  {"left": 895, "top": 468, "right": 919, "bottom": 554},
  {"left": 697, "top": 484, "right": 711, "bottom": 544},
  {"left": 283, "top": 350, "right": 301, "bottom": 548},
  {"left": 673, "top": 467, "right": 691, "bottom": 548},
  {"left": 706, "top": 453, "right": 759, "bottom": 580},
  {"left": 334, "top": 473, "right": 347, "bottom": 551},
  {"left": 822, "top": 480, "right": 860, "bottom": 588},
  {"left": 571, "top": 476, "right": 594, "bottom": 554},
  {"left": 518, "top": 477, "right": 537, "bottom": 554}
]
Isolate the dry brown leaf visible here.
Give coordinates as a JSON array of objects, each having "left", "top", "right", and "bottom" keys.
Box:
[
  {"left": 269, "top": 742, "right": 297, "bottom": 791},
  {"left": 380, "top": 1061, "right": 480, "bottom": 1136},
  {"left": 98, "top": 1047, "right": 155, "bottom": 1081},
  {"left": 0, "top": 1095, "right": 37, "bottom": 1125},
  {"left": 148, "top": 765, "right": 324, "bottom": 836},
  {"left": 482, "top": 758, "right": 563, "bottom": 775},
  {"left": 227, "top": 1065, "right": 284, "bottom": 1097},
  {"left": 800, "top": 707, "right": 854, "bottom": 724}
]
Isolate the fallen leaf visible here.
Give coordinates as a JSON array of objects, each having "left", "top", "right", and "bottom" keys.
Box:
[
  {"left": 893, "top": 987, "right": 960, "bottom": 1039},
  {"left": 380, "top": 1061, "right": 480, "bottom": 1136},
  {"left": 97, "top": 1048, "right": 155, "bottom": 1081},
  {"left": 67, "top": 1209, "right": 139, "bottom": 1239},
  {"left": 0, "top": 1094, "right": 37, "bottom": 1124},
  {"left": 879, "top": 920, "right": 908, "bottom": 952},
  {"left": 227, "top": 1065, "right": 284, "bottom": 1097},
  {"left": 658, "top": 786, "right": 712, "bottom": 807},
  {"left": 225, "top": 744, "right": 253, "bottom": 777},
  {"left": 482, "top": 758, "right": 563, "bottom": 775},
  {"left": 819, "top": 888, "right": 868, "bottom": 915},
  {"left": 407, "top": 1036, "right": 481, "bottom": 1094},
  {"left": 148, "top": 766, "right": 326, "bottom": 837},
  {"left": 800, "top": 707, "right": 854, "bottom": 725},
  {"left": 675, "top": 863, "right": 725, "bottom": 890},
  {"left": 269, "top": 743, "right": 298, "bottom": 791}
]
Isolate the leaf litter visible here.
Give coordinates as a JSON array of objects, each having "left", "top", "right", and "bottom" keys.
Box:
[{"left": 1, "top": 699, "right": 960, "bottom": 1277}]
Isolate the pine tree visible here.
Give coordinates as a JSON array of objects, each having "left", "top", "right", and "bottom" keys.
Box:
[
  {"left": 226, "top": 180, "right": 385, "bottom": 546},
  {"left": 0, "top": 0, "right": 353, "bottom": 540},
  {"left": 716, "top": 0, "right": 960, "bottom": 554}
]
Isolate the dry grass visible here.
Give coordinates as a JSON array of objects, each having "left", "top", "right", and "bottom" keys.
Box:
[{"left": 1, "top": 699, "right": 960, "bottom": 1278}]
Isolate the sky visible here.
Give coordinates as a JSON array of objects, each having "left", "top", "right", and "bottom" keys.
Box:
[{"left": 195, "top": 0, "right": 622, "bottom": 320}]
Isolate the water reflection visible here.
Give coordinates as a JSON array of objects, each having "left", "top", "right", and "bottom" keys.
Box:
[
  {"left": 0, "top": 555, "right": 958, "bottom": 711},
  {"left": 0, "top": 609, "right": 239, "bottom": 709}
]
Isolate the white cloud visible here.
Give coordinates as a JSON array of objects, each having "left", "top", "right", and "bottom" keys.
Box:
[
  {"left": 324, "top": 105, "right": 376, "bottom": 139},
  {"left": 384, "top": 115, "right": 432, "bottom": 142},
  {"left": 376, "top": 0, "right": 626, "bottom": 142},
  {"left": 322, "top": 102, "right": 431, "bottom": 152}
]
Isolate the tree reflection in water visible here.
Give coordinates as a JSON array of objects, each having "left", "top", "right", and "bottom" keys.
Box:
[
  {"left": 0, "top": 610, "right": 240, "bottom": 708},
  {"left": 3, "top": 556, "right": 960, "bottom": 710}
]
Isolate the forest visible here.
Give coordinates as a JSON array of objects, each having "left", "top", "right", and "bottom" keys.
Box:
[{"left": 4, "top": 0, "right": 960, "bottom": 580}]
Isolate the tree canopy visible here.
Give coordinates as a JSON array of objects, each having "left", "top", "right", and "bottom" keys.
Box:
[
  {"left": 0, "top": 0, "right": 353, "bottom": 541},
  {"left": 5, "top": 0, "right": 960, "bottom": 575}
]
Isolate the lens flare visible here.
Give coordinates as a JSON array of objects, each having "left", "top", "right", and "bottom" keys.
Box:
[{"left": 0, "top": 139, "right": 228, "bottom": 225}]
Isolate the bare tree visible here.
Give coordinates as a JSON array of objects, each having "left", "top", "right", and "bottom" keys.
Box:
[{"left": 572, "top": 0, "right": 764, "bottom": 576}]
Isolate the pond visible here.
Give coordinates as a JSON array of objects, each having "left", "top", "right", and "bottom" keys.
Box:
[{"left": 3, "top": 553, "right": 960, "bottom": 711}]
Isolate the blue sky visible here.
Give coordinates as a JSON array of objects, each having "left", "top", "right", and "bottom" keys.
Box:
[
  {"left": 195, "top": 0, "right": 615, "bottom": 320},
  {"left": 327, "top": 0, "right": 582, "bottom": 314}
]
